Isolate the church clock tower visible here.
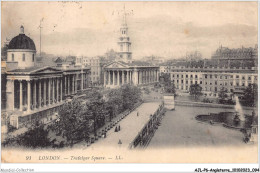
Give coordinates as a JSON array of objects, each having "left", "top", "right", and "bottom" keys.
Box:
[{"left": 117, "top": 5, "right": 132, "bottom": 63}]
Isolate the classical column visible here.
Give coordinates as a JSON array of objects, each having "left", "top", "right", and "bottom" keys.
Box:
[
  {"left": 71, "top": 75, "right": 74, "bottom": 94},
  {"left": 64, "top": 75, "right": 67, "bottom": 96},
  {"left": 108, "top": 71, "right": 111, "bottom": 85},
  {"left": 48, "top": 79, "right": 51, "bottom": 105},
  {"left": 117, "top": 71, "right": 120, "bottom": 85},
  {"left": 130, "top": 71, "right": 132, "bottom": 84},
  {"left": 127, "top": 70, "right": 129, "bottom": 84},
  {"left": 38, "top": 80, "right": 41, "bottom": 108},
  {"left": 157, "top": 70, "right": 159, "bottom": 82},
  {"left": 33, "top": 80, "right": 37, "bottom": 109},
  {"left": 113, "top": 71, "right": 115, "bottom": 86},
  {"left": 60, "top": 77, "right": 63, "bottom": 101},
  {"left": 19, "top": 80, "right": 23, "bottom": 111},
  {"left": 140, "top": 71, "right": 142, "bottom": 84},
  {"left": 81, "top": 72, "right": 84, "bottom": 90},
  {"left": 122, "top": 71, "right": 124, "bottom": 85},
  {"left": 104, "top": 71, "right": 107, "bottom": 86},
  {"left": 52, "top": 78, "right": 55, "bottom": 103},
  {"left": 27, "top": 80, "right": 31, "bottom": 112},
  {"left": 56, "top": 78, "right": 59, "bottom": 102},
  {"left": 43, "top": 79, "right": 46, "bottom": 106}
]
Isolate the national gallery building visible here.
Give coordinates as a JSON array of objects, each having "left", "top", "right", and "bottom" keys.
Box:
[{"left": 2, "top": 26, "right": 90, "bottom": 129}]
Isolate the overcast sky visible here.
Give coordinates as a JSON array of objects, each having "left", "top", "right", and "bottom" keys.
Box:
[{"left": 1, "top": 1, "right": 258, "bottom": 59}]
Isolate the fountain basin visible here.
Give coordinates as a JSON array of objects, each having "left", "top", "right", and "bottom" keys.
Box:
[{"left": 196, "top": 112, "right": 253, "bottom": 130}]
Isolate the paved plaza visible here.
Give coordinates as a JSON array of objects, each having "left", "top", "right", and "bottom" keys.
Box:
[
  {"left": 148, "top": 105, "right": 254, "bottom": 148},
  {"left": 83, "top": 102, "right": 161, "bottom": 149}
]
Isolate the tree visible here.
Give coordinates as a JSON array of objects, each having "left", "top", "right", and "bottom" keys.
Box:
[
  {"left": 164, "top": 81, "right": 176, "bottom": 96},
  {"left": 121, "top": 84, "right": 141, "bottom": 110},
  {"left": 54, "top": 99, "right": 91, "bottom": 146},
  {"left": 189, "top": 84, "right": 202, "bottom": 100},
  {"left": 218, "top": 87, "right": 228, "bottom": 100},
  {"left": 242, "top": 83, "right": 258, "bottom": 107}
]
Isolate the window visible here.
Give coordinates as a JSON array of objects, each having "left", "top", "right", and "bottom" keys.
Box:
[
  {"left": 177, "top": 74, "right": 179, "bottom": 78},
  {"left": 181, "top": 75, "right": 183, "bottom": 78},
  {"left": 191, "top": 75, "right": 193, "bottom": 78},
  {"left": 236, "top": 82, "right": 239, "bottom": 86},
  {"left": 177, "top": 80, "right": 179, "bottom": 83},
  {"left": 242, "top": 76, "right": 245, "bottom": 80},
  {"left": 230, "top": 82, "right": 233, "bottom": 86},
  {"left": 200, "top": 81, "right": 202, "bottom": 84},
  {"left": 205, "top": 82, "right": 207, "bottom": 85},
  {"left": 195, "top": 81, "right": 197, "bottom": 84},
  {"left": 195, "top": 75, "right": 198, "bottom": 78},
  {"left": 205, "top": 75, "right": 207, "bottom": 78},
  {"left": 186, "top": 80, "right": 188, "bottom": 84},
  {"left": 186, "top": 75, "right": 188, "bottom": 78},
  {"left": 230, "top": 75, "right": 233, "bottom": 79},
  {"left": 210, "top": 75, "right": 212, "bottom": 79},
  {"left": 23, "top": 54, "right": 25, "bottom": 61},
  {"left": 32, "top": 54, "right": 34, "bottom": 62},
  {"left": 220, "top": 76, "right": 222, "bottom": 79},
  {"left": 225, "top": 76, "right": 228, "bottom": 79},
  {"left": 181, "top": 80, "right": 183, "bottom": 84},
  {"left": 215, "top": 75, "right": 217, "bottom": 78},
  {"left": 236, "top": 75, "right": 239, "bottom": 79},
  {"left": 12, "top": 54, "right": 14, "bottom": 61},
  {"left": 172, "top": 74, "right": 175, "bottom": 78},
  {"left": 248, "top": 76, "right": 251, "bottom": 80},
  {"left": 215, "top": 81, "right": 217, "bottom": 85},
  {"left": 191, "top": 81, "right": 193, "bottom": 84}
]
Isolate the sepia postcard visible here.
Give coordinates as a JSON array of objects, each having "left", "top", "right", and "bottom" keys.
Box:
[{"left": 1, "top": 1, "right": 259, "bottom": 166}]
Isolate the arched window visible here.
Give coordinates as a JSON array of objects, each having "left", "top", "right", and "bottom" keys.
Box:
[
  {"left": 22, "top": 54, "right": 25, "bottom": 61},
  {"left": 12, "top": 54, "right": 14, "bottom": 61},
  {"left": 32, "top": 54, "right": 34, "bottom": 62}
]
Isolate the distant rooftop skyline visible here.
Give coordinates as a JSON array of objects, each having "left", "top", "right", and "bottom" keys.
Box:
[{"left": 2, "top": 1, "right": 258, "bottom": 59}]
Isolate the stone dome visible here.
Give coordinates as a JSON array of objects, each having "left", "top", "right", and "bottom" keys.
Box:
[{"left": 8, "top": 26, "right": 36, "bottom": 51}]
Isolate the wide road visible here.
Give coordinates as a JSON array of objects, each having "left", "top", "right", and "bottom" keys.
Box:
[
  {"left": 84, "top": 102, "right": 161, "bottom": 150},
  {"left": 148, "top": 105, "right": 253, "bottom": 148}
]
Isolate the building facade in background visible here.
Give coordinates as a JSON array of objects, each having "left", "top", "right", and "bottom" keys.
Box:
[{"left": 170, "top": 66, "right": 257, "bottom": 97}]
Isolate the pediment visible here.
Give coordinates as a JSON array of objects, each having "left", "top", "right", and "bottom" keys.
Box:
[
  {"left": 104, "top": 62, "right": 129, "bottom": 69},
  {"left": 31, "top": 66, "right": 62, "bottom": 74}
]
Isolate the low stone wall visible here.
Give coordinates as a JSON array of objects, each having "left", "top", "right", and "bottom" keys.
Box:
[
  {"left": 175, "top": 100, "right": 255, "bottom": 110},
  {"left": 129, "top": 102, "right": 165, "bottom": 149}
]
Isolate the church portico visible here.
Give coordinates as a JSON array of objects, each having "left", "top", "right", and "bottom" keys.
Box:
[{"left": 104, "top": 61, "right": 159, "bottom": 88}]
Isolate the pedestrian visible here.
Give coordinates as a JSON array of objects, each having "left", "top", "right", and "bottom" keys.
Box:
[
  {"left": 118, "top": 125, "right": 121, "bottom": 131},
  {"left": 118, "top": 139, "right": 122, "bottom": 145},
  {"left": 137, "top": 111, "right": 139, "bottom": 116},
  {"left": 115, "top": 126, "right": 118, "bottom": 132}
]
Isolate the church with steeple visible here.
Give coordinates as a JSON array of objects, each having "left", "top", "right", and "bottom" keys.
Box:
[{"left": 103, "top": 6, "right": 159, "bottom": 88}]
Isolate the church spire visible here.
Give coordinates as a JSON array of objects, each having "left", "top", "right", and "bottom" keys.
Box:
[{"left": 123, "top": 4, "right": 127, "bottom": 26}]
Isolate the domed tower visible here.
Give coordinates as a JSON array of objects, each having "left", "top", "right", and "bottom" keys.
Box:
[
  {"left": 7, "top": 26, "right": 36, "bottom": 69},
  {"left": 117, "top": 6, "right": 132, "bottom": 63}
]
